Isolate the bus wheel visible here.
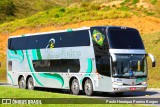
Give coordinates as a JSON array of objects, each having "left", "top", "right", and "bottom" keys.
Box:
[
  {"left": 19, "top": 77, "right": 26, "bottom": 89},
  {"left": 71, "top": 78, "right": 80, "bottom": 95},
  {"left": 84, "top": 79, "right": 93, "bottom": 96},
  {"left": 27, "top": 77, "right": 34, "bottom": 90}
]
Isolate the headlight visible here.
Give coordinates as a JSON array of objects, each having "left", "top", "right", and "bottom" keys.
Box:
[
  {"left": 141, "top": 82, "right": 147, "bottom": 85},
  {"left": 112, "top": 82, "right": 123, "bottom": 85}
]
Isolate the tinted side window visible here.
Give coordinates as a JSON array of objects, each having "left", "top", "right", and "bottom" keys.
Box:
[
  {"left": 8, "top": 30, "right": 90, "bottom": 50},
  {"left": 90, "top": 28, "right": 111, "bottom": 76},
  {"left": 59, "top": 30, "right": 90, "bottom": 47},
  {"left": 96, "top": 55, "right": 110, "bottom": 76},
  {"left": 108, "top": 29, "right": 144, "bottom": 49},
  {"left": 61, "top": 60, "right": 68, "bottom": 72},
  {"left": 33, "top": 59, "right": 80, "bottom": 73},
  {"left": 8, "top": 61, "right": 12, "bottom": 71},
  {"left": 68, "top": 59, "right": 80, "bottom": 73},
  {"left": 33, "top": 60, "right": 61, "bottom": 72}
]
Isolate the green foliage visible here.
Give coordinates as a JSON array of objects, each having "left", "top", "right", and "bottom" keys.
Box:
[
  {"left": 153, "top": 37, "right": 160, "bottom": 44},
  {"left": 112, "top": 4, "right": 116, "bottom": 8},
  {"left": 142, "top": 31, "right": 160, "bottom": 88},
  {"left": 151, "top": 0, "right": 157, "bottom": 5},
  {"left": 0, "top": 0, "right": 160, "bottom": 24},
  {"left": 80, "top": 2, "right": 90, "bottom": 8},
  {"left": 89, "top": 3, "right": 101, "bottom": 10},
  {"left": 0, "top": 0, "right": 71, "bottom": 24},
  {"left": 121, "top": 0, "right": 131, "bottom": 5},
  {"left": 0, "top": 7, "right": 131, "bottom": 33},
  {"left": 102, "top": 6, "right": 110, "bottom": 11},
  {"left": 132, "top": 0, "right": 139, "bottom": 4},
  {"left": 0, "top": 0, "right": 16, "bottom": 23},
  {"left": 118, "top": 6, "right": 130, "bottom": 11},
  {"left": 5, "top": 0, "right": 16, "bottom": 16},
  {"left": 145, "top": 11, "right": 155, "bottom": 16},
  {"left": 59, "top": 8, "right": 66, "bottom": 13},
  {"left": 153, "top": 1, "right": 160, "bottom": 17}
]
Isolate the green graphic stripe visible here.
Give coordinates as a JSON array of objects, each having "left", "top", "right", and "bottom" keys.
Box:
[
  {"left": 17, "top": 50, "right": 24, "bottom": 62},
  {"left": 8, "top": 51, "right": 22, "bottom": 62},
  {"left": 84, "top": 58, "right": 92, "bottom": 77},
  {"left": 80, "top": 58, "right": 93, "bottom": 84},
  {"left": 10, "top": 50, "right": 15, "bottom": 54},
  {"left": 14, "top": 50, "right": 17, "bottom": 54},
  {"left": 7, "top": 73, "right": 14, "bottom": 85},
  {"left": 86, "top": 58, "right": 92, "bottom": 74},
  {"left": 67, "top": 29, "right": 73, "bottom": 32},
  {"left": 26, "top": 50, "right": 43, "bottom": 86},
  {"left": 32, "top": 49, "right": 38, "bottom": 60},
  {"left": 36, "top": 49, "right": 42, "bottom": 60},
  {"left": 39, "top": 73, "right": 64, "bottom": 87}
]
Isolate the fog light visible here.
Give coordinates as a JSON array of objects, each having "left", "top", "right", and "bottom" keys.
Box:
[
  {"left": 113, "top": 82, "right": 123, "bottom": 85},
  {"left": 141, "top": 82, "right": 147, "bottom": 85}
]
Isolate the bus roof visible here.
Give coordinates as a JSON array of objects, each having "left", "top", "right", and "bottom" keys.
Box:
[
  {"left": 91, "top": 26, "right": 137, "bottom": 30},
  {"left": 9, "top": 27, "right": 90, "bottom": 39},
  {"left": 8, "top": 26, "right": 137, "bottom": 39}
]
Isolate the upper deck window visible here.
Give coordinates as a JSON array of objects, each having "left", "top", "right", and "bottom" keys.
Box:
[
  {"left": 8, "top": 30, "right": 90, "bottom": 50},
  {"left": 108, "top": 29, "right": 144, "bottom": 49}
]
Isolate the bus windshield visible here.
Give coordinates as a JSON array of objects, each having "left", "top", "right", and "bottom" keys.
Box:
[
  {"left": 112, "top": 54, "right": 147, "bottom": 77},
  {"left": 108, "top": 29, "right": 145, "bottom": 49}
]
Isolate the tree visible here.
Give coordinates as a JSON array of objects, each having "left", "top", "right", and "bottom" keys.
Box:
[
  {"left": 5, "top": 0, "right": 16, "bottom": 16},
  {"left": 0, "top": 0, "right": 16, "bottom": 16}
]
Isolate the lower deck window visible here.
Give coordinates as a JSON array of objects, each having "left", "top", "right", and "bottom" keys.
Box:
[
  {"left": 33, "top": 59, "right": 80, "bottom": 73},
  {"left": 8, "top": 61, "right": 12, "bottom": 71},
  {"left": 96, "top": 55, "right": 111, "bottom": 76}
]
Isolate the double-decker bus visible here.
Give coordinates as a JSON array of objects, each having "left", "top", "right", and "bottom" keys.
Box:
[{"left": 7, "top": 26, "right": 156, "bottom": 96}]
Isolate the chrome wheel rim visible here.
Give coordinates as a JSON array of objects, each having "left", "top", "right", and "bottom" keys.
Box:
[
  {"left": 28, "top": 79, "right": 34, "bottom": 89},
  {"left": 71, "top": 79, "right": 79, "bottom": 94},
  {"left": 85, "top": 80, "right": 92, "bottom": 95}
]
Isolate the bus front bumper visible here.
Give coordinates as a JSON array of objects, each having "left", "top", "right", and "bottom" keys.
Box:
[{"left": 112, "top": 85, "right": 147, "bottom": 92}]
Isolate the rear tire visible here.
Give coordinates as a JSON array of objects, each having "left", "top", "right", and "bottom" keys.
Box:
[
  {"left": 71, "top": 78, "right": 80, "bottom": 95},
  {"left": 84, "top": 79, "right": 93, "bottom": 96},
  {"left": 18, "top": 77, "right": 26, "bottom": 89},
  {"left": 27, "top": 77, "right": 34, "bottom": 90}
]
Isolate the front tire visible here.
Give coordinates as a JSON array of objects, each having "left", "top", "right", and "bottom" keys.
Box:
[
  {"left": 19, "top": 77, "right": 26, "bottom": 89},
  {"left": 71, "top": 78, "right": 80, "bottom": 95},
  {"left": 84, "top": 79, "right": 93, "bottom": 96},
  {"left": 27, "top": 77, "right": 34, "bottom": 90}
]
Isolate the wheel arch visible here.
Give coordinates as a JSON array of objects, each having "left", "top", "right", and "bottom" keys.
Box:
[{"left": 82, "top": 76, "right": 95, "bottom": 91}]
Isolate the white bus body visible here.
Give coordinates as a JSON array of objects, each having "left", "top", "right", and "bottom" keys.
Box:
[{"left": 7, "top": 26, "right": 155, "bottom": 96}]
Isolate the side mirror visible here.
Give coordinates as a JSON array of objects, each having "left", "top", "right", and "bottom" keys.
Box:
[{"left": 147, "top": 53, "right": 156, "bottom": 67}]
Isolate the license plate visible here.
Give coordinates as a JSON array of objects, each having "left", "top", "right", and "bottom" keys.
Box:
[{"left": 130, "top": 87, "right": 136, "bottom": 91}]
